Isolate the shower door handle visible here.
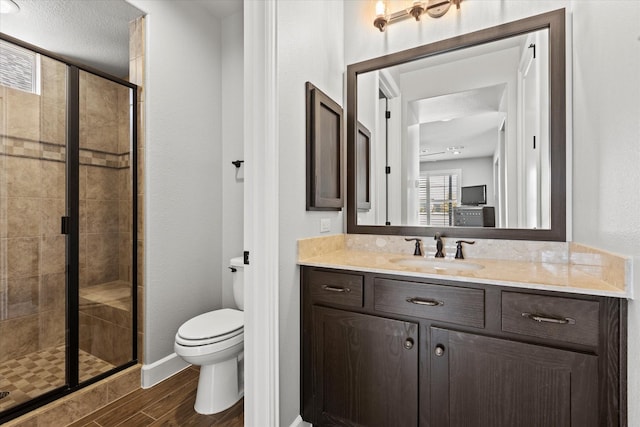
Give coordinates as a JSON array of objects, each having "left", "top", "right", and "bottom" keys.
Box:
[{"left": 61, "top": 216, "right": 70, "bottom": 235}]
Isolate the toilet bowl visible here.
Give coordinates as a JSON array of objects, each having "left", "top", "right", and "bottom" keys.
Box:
[{"left": 174, "top": 257, "right": 245, "bottom": 415}]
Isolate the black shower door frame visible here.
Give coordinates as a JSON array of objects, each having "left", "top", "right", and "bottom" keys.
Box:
[{"left": 0, "top": 33, "right": 138, "bottom": 424}]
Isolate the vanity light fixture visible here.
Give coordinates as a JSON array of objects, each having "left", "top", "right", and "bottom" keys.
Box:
[
  {"left": 373, "top": 0, "right": 462, "bottom": 32},
  {"left": 0, "top": 0, "right": 20, "bottom": 14}
]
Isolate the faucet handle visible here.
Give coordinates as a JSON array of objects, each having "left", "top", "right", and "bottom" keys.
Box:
[
  {"left": 404, "top": 238, "right": 423, "bottom": 256},
  {"left": 455, "top": 240, "right": 475, "bottom": 259},
  {"left": 434, "top": 233, "right": 445, "bottom": 258}
]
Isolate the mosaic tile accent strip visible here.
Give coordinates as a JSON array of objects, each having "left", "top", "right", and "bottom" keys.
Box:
[
  {"left": 79, "top": 149, "right": 129, "bottom": 169},
  {"left": 1, "top": 136, "right": 129, "bottom": 169},
  {"left": 1, "top": 138, "right": 65, "bottom": 162},
  {"left": 0, "top": 346, "right": 114, "bottom": 412}
]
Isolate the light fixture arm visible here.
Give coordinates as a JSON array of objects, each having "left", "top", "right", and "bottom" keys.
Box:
[
  {"left": 373, "top": 0, "right": 462, "bottom": 32},
  {"left": 374, "top": 16, "right": 387, "bottom": 32},
  {"left": 409, "top": 3, "right": 425, "bottom": 21}
]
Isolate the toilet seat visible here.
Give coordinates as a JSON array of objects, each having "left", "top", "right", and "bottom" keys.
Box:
[{"left": 176, "top": 308, "right": 244, "bottom": 347}]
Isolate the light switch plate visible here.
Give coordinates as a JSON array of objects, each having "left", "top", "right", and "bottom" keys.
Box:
[{"left": 320, "top": 218, "right": 331, "bottom": 233}]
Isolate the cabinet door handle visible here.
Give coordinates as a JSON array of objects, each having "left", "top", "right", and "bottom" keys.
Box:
[
  {"left": 322, "top": 285, "right": 351, "bottom": 293},
  {"left": 406, "top": 297, "right": 443, "bottom": 307},
  {"left": 521, "top": 312, "right": 576, "bottom": 325},
  {"left": 404, "top": 338, "right": 414, "bottom": 350},
  {"left": 434, "top": 345, "right": 445, "bottom": 357}
]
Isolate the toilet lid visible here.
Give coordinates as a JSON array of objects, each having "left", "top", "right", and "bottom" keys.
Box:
[{"left": 177, "top": 308, "right": 243, "bottom": 342}]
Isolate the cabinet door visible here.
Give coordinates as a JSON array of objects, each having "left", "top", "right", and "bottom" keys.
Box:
[
  {"left": 430, "top": 328, "right": 598, "bottom": 427},
  {"left": 312, "top": 306, "right": 419, "bottom": 426}
]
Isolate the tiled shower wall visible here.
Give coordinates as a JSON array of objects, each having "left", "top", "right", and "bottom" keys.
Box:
[
  {"left": 0, "top": 54, "right": 134, "bottom": 364},
  {"left": 77, "top": 70, "right": 133, "bottom": 366},
  {"left": 0, "top": 56, "right": 67, "bottom": 362},
  {"left": 79, "top": 71, "right": 132, "bottom": 289},
  {"left": 129, "top": 16, "right": 145, "bottom": 363}
]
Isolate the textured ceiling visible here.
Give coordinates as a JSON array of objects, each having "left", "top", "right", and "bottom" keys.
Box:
[{"left": 0, "top": 0, "right": 242, "bottom": 78}]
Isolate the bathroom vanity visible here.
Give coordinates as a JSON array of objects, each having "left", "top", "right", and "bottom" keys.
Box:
[
  {"left": 300, "top": 7, "right": 628, "bottom": 426},
  {"left": 300, "top": 263, "right": 626, "bottom": 427}
]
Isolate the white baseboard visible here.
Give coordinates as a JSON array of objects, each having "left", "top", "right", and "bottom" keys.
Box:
[
  {"left": 289, "top": 415, "right": 312, "bottom": 427},
  {"left": 141, "top": 352, "right": 190, "bottom": 388}
]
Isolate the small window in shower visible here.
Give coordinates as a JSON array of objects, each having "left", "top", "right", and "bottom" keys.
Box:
[{"left": 0, "top": 40, "right": 41, "bottom": 94}]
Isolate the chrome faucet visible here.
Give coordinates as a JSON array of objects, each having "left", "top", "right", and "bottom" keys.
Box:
[
  {"left": 434, "top": 233, "right": 444, "bottom": 258},
  {"left": 405, "top": 238, "right": 423, "bottom": 256}
]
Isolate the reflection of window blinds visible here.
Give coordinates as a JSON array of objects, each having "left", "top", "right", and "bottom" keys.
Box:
[
  {"left": 419, "top": 172, "right": 459, "bottom": 226},
  {"left": 0, "top": 40, "right": 39, "bottom": 94}
]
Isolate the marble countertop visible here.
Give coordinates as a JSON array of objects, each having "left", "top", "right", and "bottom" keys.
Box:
[{"left": 298, "top": 249, "right": 629, "bottom": 298}]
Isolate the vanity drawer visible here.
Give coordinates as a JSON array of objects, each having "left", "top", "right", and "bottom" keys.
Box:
[
  {"left": 308, "top": 270, "right": 363, "bottom": 308},
  {"left": 501, "top": 292, "right": 599, "bottom": 347},
  {"left": 374, "top": 278, "right": 485, "bottom": 328}
]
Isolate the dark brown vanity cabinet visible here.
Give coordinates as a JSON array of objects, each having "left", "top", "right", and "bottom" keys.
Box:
[
  {"left": 429, "top": 328, "right": 598, "bottom": 427},
  {"left": 301, "top": 267, "right": 625, "bottom": 427},
  {"left": 311, "top": 307, "right": 419, "bottom": 426}
]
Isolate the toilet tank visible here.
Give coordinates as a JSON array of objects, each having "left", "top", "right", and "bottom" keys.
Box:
[{"left": 230, "top": 257, "right": 245, "bottom": 310}]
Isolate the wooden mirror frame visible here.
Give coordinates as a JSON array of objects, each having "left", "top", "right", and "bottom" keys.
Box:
[{"left": 346, "top": 8, "right": 566, "bottom": 241}]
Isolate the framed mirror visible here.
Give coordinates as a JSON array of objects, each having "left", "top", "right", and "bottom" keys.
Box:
[{"left": 347, "top": 9, "right": 566, "bottom": 241}]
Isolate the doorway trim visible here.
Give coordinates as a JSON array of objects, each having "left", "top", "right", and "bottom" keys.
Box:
[{"left": 244, "top": 0, "right": 280, "bottom": 425}]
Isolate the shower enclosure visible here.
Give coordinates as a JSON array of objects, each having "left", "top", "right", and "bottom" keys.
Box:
[{"left": 0, "top": 35, "right": 137, "bottom": 422}]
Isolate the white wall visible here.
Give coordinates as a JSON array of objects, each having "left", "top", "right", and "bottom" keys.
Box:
[
  {"left": 276, "top": 0, "right": 344, "bottom": 424},
  {"left": 356, "top": 71, "right": 379, "bottom": 225},
  {"left": 344, "top": 0, "right": 640, "bottom": 424},
  {"left": 570, "top": 2, "right": 640, "bottom": 424},
  {"left": 221, "top": 11, "right": 244, "bottom": 308},
  {"left": 127, "top": 0, "right": 224, "bottom": 366}
]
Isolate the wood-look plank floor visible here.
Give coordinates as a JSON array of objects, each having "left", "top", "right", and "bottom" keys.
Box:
[{"left": 70, "top": 367, "right": 243, "bottom": 427}]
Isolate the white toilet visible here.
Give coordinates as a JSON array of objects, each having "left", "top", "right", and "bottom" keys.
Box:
[{"left": 174, "top": 257, "right": 245, "bottom": 415}]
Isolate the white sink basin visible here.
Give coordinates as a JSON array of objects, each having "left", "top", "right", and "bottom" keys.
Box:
[{"left": 390, "top": 257, "right": 484, "bottom": 272}]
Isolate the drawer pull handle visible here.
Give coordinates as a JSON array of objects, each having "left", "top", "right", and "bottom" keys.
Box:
[
  {"left": 322, "top": 285, "right": 351, "bottom": 293},
  {"left": 406, "top": 297, "right": 443, "bottom": 307},
  {"left": 521, "top": 312, "right": 576, "bottom": 325}
]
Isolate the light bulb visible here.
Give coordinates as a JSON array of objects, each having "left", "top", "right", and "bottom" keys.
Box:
[{"left": 375, "top": 0, "right": 386, "bottom": 17}]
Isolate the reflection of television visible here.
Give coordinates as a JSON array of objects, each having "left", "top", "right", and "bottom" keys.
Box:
[{"left": 461, "top": 185, "right": 487, "bottom": 206}]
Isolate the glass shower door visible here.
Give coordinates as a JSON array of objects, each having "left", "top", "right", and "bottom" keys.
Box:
[
  {"left": 77, "top": 70, "right": 134, "bottom": 379},
  {"left": 0, "top": 37, "right": 137, "bottom": 423},
  {"left": 0, "top": 42, "right": 68, "bottom": 411}
]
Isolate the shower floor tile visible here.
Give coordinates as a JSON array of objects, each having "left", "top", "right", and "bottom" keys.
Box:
[{"left": 0, "top": 346, "right": 114, "bottom": 412}]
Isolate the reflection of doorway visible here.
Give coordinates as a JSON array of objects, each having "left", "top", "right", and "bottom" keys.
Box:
[
  {"left": 378, "top": 93, "right": 389, "bottom": 224},
  {"left": 519, "top": 37, "right": 541, "bottom": 229},
  {"left": 495, "top": 119, "right": 507, "bottom": 228},
  {"left": 377, "top": 70, "right": 402, "bottom": 225},
  {"left": 493, "top": 157, "right": 500, "bottom": 227}
]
